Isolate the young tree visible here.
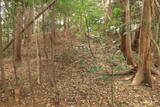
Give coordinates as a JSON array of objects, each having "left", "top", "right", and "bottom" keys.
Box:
[
  {"left": 105, "top": 0, "right": 112, "bottom": 24},
  {"left": 49, "top": 9, "right": 57, "bottom": 86},
  {"left": 36, "top": 21, "right": 42, "bottom": 84},
  {"left": 0, "top": 0, "right": 5, "bottom": 84},
  {"left": 119, "top": 0, "right": 135, "bottom": 66},
  {"left": 50, "top": 11, "right": 58, "bottom": 44},
  {"left": 132, "top": 0, "right": 153, "bottom": 86},
  {"left": 14, "top": 5, "right": 23, "bottom": 62},
  {"left": 124, "top": 0, "right": 136, "bottom": 66},
  {"left": 24, "top": 6, "right": 34, "bottom": 43},
  {"left": 25, "top": 7, "right": 35, "bottom": 107}
]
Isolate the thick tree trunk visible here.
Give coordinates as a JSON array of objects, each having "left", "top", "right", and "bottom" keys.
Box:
[
  {"left": 14, "top": 6, "right": 23, "bottom": 62},
  {"left": 132, "top": 0, "right": 153, "bottom": 86}
]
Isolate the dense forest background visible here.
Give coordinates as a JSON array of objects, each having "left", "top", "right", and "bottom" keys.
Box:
[{"left": 0, "top": 0, "right": 160, "bottom": 106}]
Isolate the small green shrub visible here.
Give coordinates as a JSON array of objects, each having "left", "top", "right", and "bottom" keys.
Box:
[
  {"left": 79, "top": 60, "right": 86, "bottom": 67},
  {"left": 87, "top": 65, "right": 102, "bottom": 73},
  {"left": 98, "top": 74, "right": 109, "bottom": 80}
]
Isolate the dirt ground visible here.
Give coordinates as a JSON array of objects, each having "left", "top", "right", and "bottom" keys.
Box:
[{"left": 0, "top": 33, "right": 160, "bottom": 107}]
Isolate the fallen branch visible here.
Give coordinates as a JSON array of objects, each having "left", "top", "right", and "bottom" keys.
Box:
[{"left": 2, "top": 0, "right": 57, "bottom": 53}]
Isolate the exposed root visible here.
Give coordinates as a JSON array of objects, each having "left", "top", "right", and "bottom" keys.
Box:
[
  {"left": 107, "top": 67, "right": 137, "bottom": 76},
  {"left": 131, "top": 71, "right": 144, "bottom": 85},
  {"left": 122, "top": 75, "right": 134, "bottom": 81},
  {"left": 107, "top": 66, "right": 160, "bottom": 77},
  {"left": 151, "top": 69, "right": 160, "bottom": 76}
]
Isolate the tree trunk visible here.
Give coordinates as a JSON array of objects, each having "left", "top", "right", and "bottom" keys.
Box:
[
  {"left": 36, "top": 25, "right": 42, "bottom": 84},
  {"left": 51, "top": 12, "right": 58, "bottom": 44},
  {"left": 120, "top": 0, "right": 135, "bottom": 66},
  {"left": 24, "top": 8, "right": 34, "bottom": 43},
  {"left": 4, "top": 0, "right": 10, "bottom": 55},
  {"left": 120, "top": 0, "right": 127, "bottom": 56},
  {"left": 14, "top": 6, "right": 23, "bottom": 62},
  {"left": 105, "top": 0, "right": 112, "bottom": 24},
  {"left": 26, "top": 32, "right": 35, "bottom": 106},
  {"left": 63, "top": 16, "right": 67, "bottom": 30},
  {"left": 154, "top": 15, "right": 160, "bottom": 67},
  {"left": 155, "top": 16, "right": 160, "bottom": 40},
  {"left": 49, "top": 10, "right": 57, "bottom": 86},
  {"left": 42, "top": 14, "right": 52, "bottom": 85},
  {"left": 0, "top": 0, "right": 5, "bottom": 84},
  {"left": 132, "top": 0, "right": 153, "bottom": 86},
  {"left": 132, "top": 27, "right": 140, "bottom": 53},
  {"left": 25, "top": 5, "right": 35, "bottom": 106},
  {"left": 125, "top": 0, "right": 136, "bottom": 66}
]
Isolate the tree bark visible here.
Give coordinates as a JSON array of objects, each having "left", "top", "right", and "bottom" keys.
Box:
[
  {"left": 0, "top": 0, "right": 5, "bottom": 84},
  {"left": 24, "top": 8, "right": 34, "bottom": 43},
  {"left": 120, "top": 0, "right": 127, "bottom": 56},
  {"left": 105, "top": 0, "right": 112, "bottom": 25},
  {"left": 125, "top": 0, "right": 136, "bottom": 66},
  {"left": 49, "top": 9, "right": 58, "bottom": 86},
  {"left": 132, "top": 0, "right": 153, "bottom": 86},
  {"left": 132, "top": 27, "right": 140, "bottom": 53},
  {"left": 42, "top": 14, "right": 52, "bottom": 85},
  {"left": 36, "top": 28, "right": 42, "bottom": 84},
  {"left": 51, "top": 12, "right": 58, "bottom": 44},
  {"left": 25, "top": 13, "right": 35, "bottom": 107},
  {"left": 120, "top": 0, "right": 135, "bottom": 66},
  {"left": 14, "top": 6, "right": 23, "bottom": 62}
]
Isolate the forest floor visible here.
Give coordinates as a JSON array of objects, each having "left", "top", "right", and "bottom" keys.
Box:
[{"left": 0, "top": 31, "right": 160, "bottom": 107}]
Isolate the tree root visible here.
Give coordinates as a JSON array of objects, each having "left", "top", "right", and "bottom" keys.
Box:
[
  {"left": 151, "top": 68, "right": 160, "bottom": 76},
  {"left": 107, "top": 66, "right": 160, "bottom": 77},
  {"left": 107, "top": 67, "right": 137, "bottom": 76},
  {"left": 123, "top": 75, "right": 134, "bottom": 81}
]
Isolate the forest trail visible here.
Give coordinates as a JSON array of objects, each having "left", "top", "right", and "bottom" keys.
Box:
[{"left": 1, "top": 32, "right": 160, "bottom": 107}]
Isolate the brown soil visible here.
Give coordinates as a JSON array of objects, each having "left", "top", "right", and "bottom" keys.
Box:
[{"left": 0, "top": 32, "right": 160, "bottom": 107}]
